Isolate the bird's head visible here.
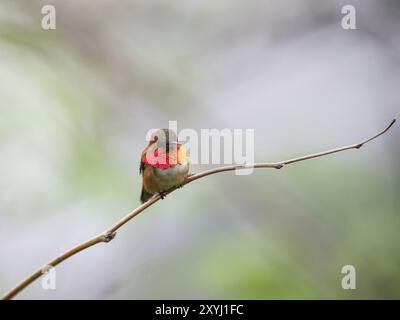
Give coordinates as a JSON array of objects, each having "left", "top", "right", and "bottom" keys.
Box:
[{"left": 149, "top": 128, "right": 179, "bottom": 151}]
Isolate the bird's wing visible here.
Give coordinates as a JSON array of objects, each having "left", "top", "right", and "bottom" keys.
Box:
[{"left": 139, "top": 149, "right": 146, "bottom": 175}]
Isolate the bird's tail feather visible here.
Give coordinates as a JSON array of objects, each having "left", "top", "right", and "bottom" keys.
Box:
[{"left": 140, "top": 186, "right": 153, "bottom": 203}]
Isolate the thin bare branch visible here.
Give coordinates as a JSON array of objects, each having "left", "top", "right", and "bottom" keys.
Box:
[{"left": 1, "top": 119, "right": 395, "bottom": 300}]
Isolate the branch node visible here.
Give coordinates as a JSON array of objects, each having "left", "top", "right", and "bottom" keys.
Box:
[
  {"left": 103, "top": 232, "right": 116, "bottom": 243},
  {"left": 275, "top": 164, "right": 284, "bottom": 169}
]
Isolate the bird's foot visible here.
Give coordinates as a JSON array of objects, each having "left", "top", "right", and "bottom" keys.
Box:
[{"left": 159, "top": 191, "right": 167, "bottom": 200}]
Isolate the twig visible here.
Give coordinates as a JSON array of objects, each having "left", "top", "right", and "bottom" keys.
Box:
[{"left": 1, "top": 119, "right": 396, "bottom": 300}]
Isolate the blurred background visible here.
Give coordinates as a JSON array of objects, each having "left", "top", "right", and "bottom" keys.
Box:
[{"left": 0, "top": 0, "right": 399, "bottom": 299}]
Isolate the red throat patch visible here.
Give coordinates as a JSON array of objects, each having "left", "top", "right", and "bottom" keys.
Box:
[{"left": 142, "top": 147, "right": 178, "bottom": 169}]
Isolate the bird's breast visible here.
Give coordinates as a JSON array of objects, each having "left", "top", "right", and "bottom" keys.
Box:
[{"left": 143, "top": 162, "right": 189, "bottom": 193}]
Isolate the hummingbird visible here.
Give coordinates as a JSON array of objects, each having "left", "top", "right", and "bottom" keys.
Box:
[{"left": 140, "top": 129, "right": 189, "bottom": 203}]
